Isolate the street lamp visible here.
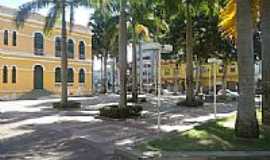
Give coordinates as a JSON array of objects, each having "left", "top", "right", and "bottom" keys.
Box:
[
  {"left": 154, "top": 43, "right": 173, "bottom": 131},
  {"left": 208, "top": 58, "right": 222, "bottom": 119}
]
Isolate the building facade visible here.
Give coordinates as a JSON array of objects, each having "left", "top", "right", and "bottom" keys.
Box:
[
  {"left": 0, "top": 6, "right": 92, "bottom": 99},
  {"left": 161, "top": 59, "right": 239, "bottom": 91}
]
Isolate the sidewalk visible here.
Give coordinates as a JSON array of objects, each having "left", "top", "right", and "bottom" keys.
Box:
[{"left": 0, "top": 94, "right": 238, "bottom": 160}]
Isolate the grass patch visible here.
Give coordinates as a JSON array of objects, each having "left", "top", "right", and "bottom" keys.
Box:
[{"left": 138, "top": 112, "right": 270, "bottom": 151}]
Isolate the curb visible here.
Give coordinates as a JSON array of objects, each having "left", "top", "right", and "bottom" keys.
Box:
[{"left": 114, "top": 147, "right": 270, "bottom": 160}]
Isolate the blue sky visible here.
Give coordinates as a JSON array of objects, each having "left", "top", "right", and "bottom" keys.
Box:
[{"left": 0, "top": 0, "right": 91, "bottom": 26}]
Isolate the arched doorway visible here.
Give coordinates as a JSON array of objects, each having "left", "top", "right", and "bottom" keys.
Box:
[{"left": 34, "top": 65, "right": 43, "bottom": 89}]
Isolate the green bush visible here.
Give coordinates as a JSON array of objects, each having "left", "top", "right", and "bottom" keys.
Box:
[
  {"left": 177, "top": 99, "right": 204, "bottom": 107},
  {"left": 53, "top": 101, "right": 81, "bottom": 110},
  {"left": 99, "top": 105, "right": 143, "bottom": 119},
  {"left": 127, "top": 97, "right": 147, "bottom": 103}
]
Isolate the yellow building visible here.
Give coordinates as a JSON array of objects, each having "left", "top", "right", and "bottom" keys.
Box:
[
  {"left": 161, "top": 59, "right": 238, "bottom": 91},
  {"left": 0, "top": 6, "right": 92, "bottom": 99}
]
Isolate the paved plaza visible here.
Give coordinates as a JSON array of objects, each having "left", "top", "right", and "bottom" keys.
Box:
[{"left": 0, "top": 94, "right": 237, "bottom": 160}]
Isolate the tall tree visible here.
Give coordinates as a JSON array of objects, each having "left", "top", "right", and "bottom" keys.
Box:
[
  {"left": 90, "top": 8, "right": 118, "bottom": 94},
  {"left": 185, "top": 1, "right": 194, "bottom": 103},
  {"left": 119, "top": 0, "right": 128, "bottom": 108},
  {"left": 160, "top": 0, "right": 220, "bottom": 105},
  {"left": 128, "top": 0, "right": 153, "bottom": 102},
  {"left": 16, "top": 0, "right": 90, "bottom": 107},
  {"left": 261, "top": 0, "right": 270, "bottom": 126},
  {"left": 235, "top": 0, "right": 259, "bottom": 138},
  {"left": 219, "top": 0, "right": 270, "bottom": 125}
]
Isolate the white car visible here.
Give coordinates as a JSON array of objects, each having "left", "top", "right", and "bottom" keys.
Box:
[{"left": 218, "top": 89, "right": 239, "bottom": 98}]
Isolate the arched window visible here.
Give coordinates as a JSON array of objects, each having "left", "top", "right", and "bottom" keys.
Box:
[
  {"left": 79, "top": 41, "right": 85, "bottom": 59},
  {"left": 67, "top": 39, "right": 74, "bottom": 58},
  {"left": 3, "top": 66, "right": 8, "bottom": 83},
  {"left": 55, "top": 37, "right": 61, "bottom": 57},
  {"left": 4, "top": 30, "right": 8, "bottom": 45},
  {"left": 34, "top": 32, "right": 44, "bottom": 55},
  {"left": 79, "top": 69, "right": 85, "bottom": 83},
  {"left": 55, "top": 67, "right": 61, "bottom": 82},
  {"left": 67, "top": 68, "right": 74, "bottom": 83},
  {"left": 12, "top": 66, "right": 16, "bottom": 83},
  {"left": 12, "top": 31, "right": 17, "bottom": 46}
]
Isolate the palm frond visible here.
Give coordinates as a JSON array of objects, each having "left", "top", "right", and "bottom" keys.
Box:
[
  {"left": 69, "top": 4, "right": 75, "bottom": 32},
  {"left": 15, "top": 0, "right": 51, "bottom": 28},
  {"left": 44, "top": 1, "right": 61, "bottom": 35}
]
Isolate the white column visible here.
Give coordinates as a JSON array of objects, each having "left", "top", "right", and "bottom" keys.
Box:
[
  {"left": 157, "top": 48, "right": 161, "bottom": 131},
  {"left": 213, "top": 63, "right": 217, "bottom": 119}
]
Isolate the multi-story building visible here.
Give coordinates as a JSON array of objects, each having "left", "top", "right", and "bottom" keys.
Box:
[
  {"left": 0, "top": 6, "right": 92, "bottom": 99},
  {"left": 136, "top": 43, "right": 157, "bottom": 86},
  {"left": 161, "top": 59, "right": 239, "bottom": 91},
  {"left": 136, "top": 43, "right": 172, "bottom": 91}
]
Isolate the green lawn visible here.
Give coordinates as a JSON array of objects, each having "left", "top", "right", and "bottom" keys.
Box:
[{"left": 138, "top": 112, "right": 270, "bottom": 151}]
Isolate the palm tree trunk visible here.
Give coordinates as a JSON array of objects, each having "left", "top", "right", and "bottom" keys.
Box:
[
  {"left": 195, "top": 57, "right": 201, "bottom": 95},
  {"left": 261, "top": 0, "right": 270, "bottom": 126},
  {"left": 119, "top": 0, "right": 127, "bottom": 108},
  {"left": 235, "top": 0, "right": 259, "bottom": 138},
  {"left": 131, "top": 23, "right": 138, "bottom": 102},
  {"left": 61, "top": 0, "right": 68, "bottom": 106},
  {"left": 112, "top": 57, "right": 116, "bottom": 93},
  {"left": 139, "top": 40, "right": 143, "bottom": 94},
  {"left": 222, "top": 60, "right": 228, "bottom": 91},
  {"left": 102, "top": 51, "right": 108, "bottom": 93},
  {"left": 174, "top": 64, "right": 179, "bottom": 93},
  {"left": 185, "top": 2, "right": 195, "bottom": 103}
]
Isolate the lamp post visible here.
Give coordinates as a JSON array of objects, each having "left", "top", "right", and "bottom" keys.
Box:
[
  {"left": 208, "top": 67, "right": 211, "bottom": 93},
  {"left": 155, "top": 43, "right": 172, "bottom": 131},
  {"left": 208, "top": 58, "right": 222, "bottom": 119}
]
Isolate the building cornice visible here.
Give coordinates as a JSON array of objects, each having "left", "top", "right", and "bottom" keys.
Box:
[
  {"left": 0, "top": 13, "right": 92, "bottom": 38},
  {"left": 0, "top": 49, "right": 92, "bottom": 65}
]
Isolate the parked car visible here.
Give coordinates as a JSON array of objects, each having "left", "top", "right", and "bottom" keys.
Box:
[{"left": 217, "top": 89, "right": 239, "bottom": 99}]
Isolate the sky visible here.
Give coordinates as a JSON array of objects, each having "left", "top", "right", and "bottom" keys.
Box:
[
  {"left": 0, "top": 0, "right": 132, "bottom": 71},
  {"left": 0, "top": 0, "right": 91, "bottom": 26}
]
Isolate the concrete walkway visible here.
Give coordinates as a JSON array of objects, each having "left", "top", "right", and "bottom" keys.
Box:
[{"left": 0, "top": 94, "right": 237, "bottom": 160}]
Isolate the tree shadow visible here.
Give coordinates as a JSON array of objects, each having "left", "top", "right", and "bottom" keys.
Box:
[
  {"left": 0, "top": 120, "right": 113, "bottom": 160},
  {"left": 145, "top": 117, "right": 270, "bottom": 151}
]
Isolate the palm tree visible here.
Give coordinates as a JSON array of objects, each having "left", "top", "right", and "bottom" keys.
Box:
[
  {"left": 161, "top": 0, "right": 218, "bottom": 105},
  {"left": 90, "top": 8, "right": 118, "bottom": 94},
  {"left": 261, "top": 0, "right": 270, "bottom": 126},
  {"left": 127, "top": 0, "right": 152, "bottom": 102},
  {"left": 185, "top": 1, "right": 195, "bottom": 103},
  {"left": 16, "top": 0, "right": 90, "bottom": 107},
  {"left": 131, "top": 24, "right": 149, "bottom": 101},
  {"left": 220, "top": 0, "right": 270, "bottom": 126},
  {"left": 119, "top": 0, "right": 128, "bottom": 108},
  {"left": 235, "top": 0, "right": 259, "bottom": 138}
]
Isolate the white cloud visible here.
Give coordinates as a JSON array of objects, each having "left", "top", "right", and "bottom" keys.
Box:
[{"left": 0, "top": 0, "right": 92, "bottom": 26}]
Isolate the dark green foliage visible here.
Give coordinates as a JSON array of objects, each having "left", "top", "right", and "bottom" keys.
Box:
[
  {"left": 99, "top": 105, "right": 143, "bottom": 119},
  {"left": 127, "top": 97, "right": 147, "bottom": 103},
  {"left": 177, "top": 99, "right": 204, "bottom": 107},
  {"left": 53, "top": 101, "right": 81, "bottom": 110}
]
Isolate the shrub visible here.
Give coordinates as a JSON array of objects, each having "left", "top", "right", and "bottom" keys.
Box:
[
  {"left": 99, "top": 105, "right": 143, "bottom": 119},
  {"left": 53, "top": 101, "right": 81, "bottom": 110},
  {"left": 177, "top": 99, "right": 204, "bottom": 107},
  {"left": 127, "top": 97, "right": 147, "bottom": 103}
]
